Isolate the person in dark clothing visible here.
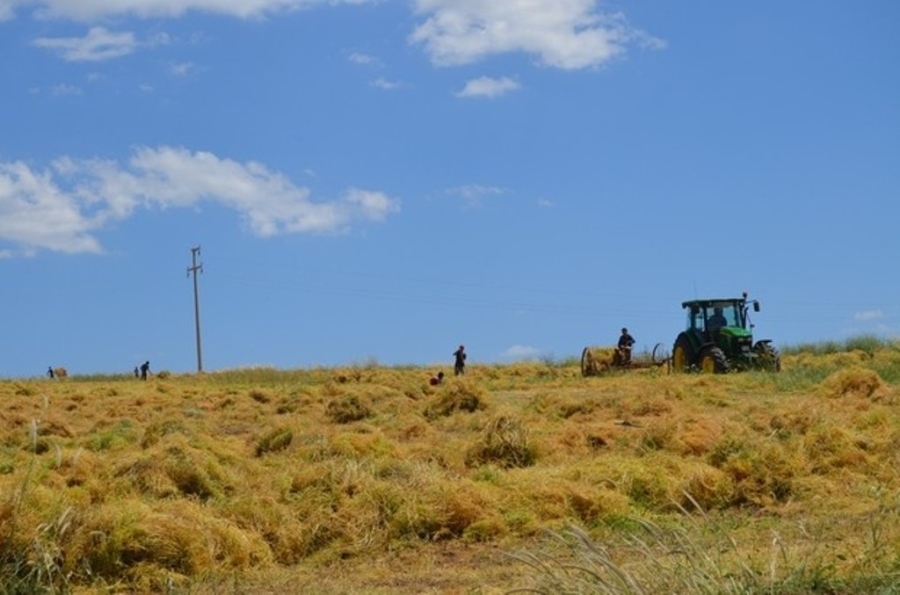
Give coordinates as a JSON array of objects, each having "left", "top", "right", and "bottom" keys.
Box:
[
  {"left": 134, "top": 366, "right": 140, "bottom": 378},
  {"left": 617, "top": 328, "right": 635, "bottom": 364},
  {"left": 140, "top": 361, "right": 151, "bottom": 380},
  {"left": 429, "top": 371, "right": 445, "bottom": 386},
  {"left": 47, "top": 366, "right": 55, "bottom": 379},
  {"left": 453, "top": 345, "right": 466, "bottom": 376},
  {"left": 708, "top": 306, "right": 727, "bottom": 331}
]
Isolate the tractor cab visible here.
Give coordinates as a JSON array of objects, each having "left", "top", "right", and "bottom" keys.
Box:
[{"left": 684, "top": 296, "right": 757, "bottom": 336}]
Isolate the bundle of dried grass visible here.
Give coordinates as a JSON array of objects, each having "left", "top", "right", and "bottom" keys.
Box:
[
  {"left": 465, "top": 416, "right": 536, "bottom": 469},
  {"left": 326, "top": 395, "right": 372, "bottom": 424},
  {"left": 423, "top": 380, "right": 487, "bottom": 419}
]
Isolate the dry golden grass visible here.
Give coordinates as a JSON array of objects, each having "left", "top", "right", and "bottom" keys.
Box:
[{"left": 0, "top": 350, "right": 899, "bottom": 592}]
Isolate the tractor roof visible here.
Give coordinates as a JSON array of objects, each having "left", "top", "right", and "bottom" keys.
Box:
[{"left": 681, "top": 298, "right": 746, "bottom": 309}]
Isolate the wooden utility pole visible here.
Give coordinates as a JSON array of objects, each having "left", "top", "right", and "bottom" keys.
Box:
[{"left": 187, "top": 246, "right": 204, "bottom": 372}]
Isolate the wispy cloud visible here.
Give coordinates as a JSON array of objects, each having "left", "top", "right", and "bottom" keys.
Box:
[
  {"left": 50, "top": 83, "right": 82, "bottom": 95},
  {"left": 446, "top": 184, "right": 506, "bottom": 207},
  {"left": 502, "top": 344, "right": 543, "bottom": 361},
  {"left": 348, "top": 52, "right": 378, "bottom": 66},
  {"left": 854, "top": 310, "right": 883, "bottom": 322},
  {"left": 33, "top": 27, "right": 137, "bottom": 61},
  {"left": 456, "top": 76, "right": 520, "bottom": 98},
  {"left": 371, "top": 77, "right": 405, "bottom": 90},
  {"left": 170, "top": 61, "right": 195, "bottom": 77},
  {"left": 411, "top": 0, "right": 664, "bottom": 70},
  {"left": 0, "top": 147, "right": 400, "bottom": 256},
  {"left": 11, "top": 0, "right": 377, "bottom": 22}
]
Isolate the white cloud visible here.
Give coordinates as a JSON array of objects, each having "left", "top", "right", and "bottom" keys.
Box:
[
  {"left": 411, "top": 0, "right": 664, "bottom": 70},
  {"left": 10, "top": 0, "right": 374, "bottom": 22},
  {"left": 33, "top": 27, "right": 137, "bottom": 61},
  {"left": 536, "top": 198, "right": 556, "bottom": 208},
  {"left": 0, "top": 161, "right": 105, "bottom": 255},
  {"left": 0, "top": 147, "right": 400, "bottom": 255},
  {"left": 456, "top": 76, "right": 519, "bottom": 98},
  {"left": 14, "top": 0, "right": 661, "bottom": 74}
]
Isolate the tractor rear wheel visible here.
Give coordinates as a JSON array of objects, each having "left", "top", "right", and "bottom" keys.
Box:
[
  {"left": 672, "top": 334, "right": 694, "bottom": 373},
  {"left": 753, "top": 342, "right": 781, "bottom": 372},
  {"left": 699, "top": 346, "right": 728, "bottom": 374}
]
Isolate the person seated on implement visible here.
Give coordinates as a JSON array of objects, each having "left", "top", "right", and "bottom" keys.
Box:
[{"left": 617, "top": 327, "right": 635, "bottom": 365}]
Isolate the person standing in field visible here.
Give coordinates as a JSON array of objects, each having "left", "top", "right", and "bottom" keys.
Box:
[
  {"left": 453, "top": 345, "right": 466, "bottom": 376},
  {"left": 47, "top": 366, "right": 55, "bottom": 379},
  {"left": 140, "top": 361, "right": 151, "bottom": 380}
]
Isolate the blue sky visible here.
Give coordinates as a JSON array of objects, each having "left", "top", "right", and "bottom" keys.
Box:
[{"left": 1, "top": 0, "right": 897, "bottom": 377}]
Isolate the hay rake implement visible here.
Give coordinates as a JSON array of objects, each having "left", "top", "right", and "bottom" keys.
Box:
[{"left": 581, "top": 343, "right": 670, "bottom": 377}]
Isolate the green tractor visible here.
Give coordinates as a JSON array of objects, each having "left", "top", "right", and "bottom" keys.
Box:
[{"left": 672, "top": 293, "right": 780, "bottom": 373}]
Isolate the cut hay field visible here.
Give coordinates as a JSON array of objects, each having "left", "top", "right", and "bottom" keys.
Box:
[{"left": 2, "top": 344, "right": 900, "bottom": 593}]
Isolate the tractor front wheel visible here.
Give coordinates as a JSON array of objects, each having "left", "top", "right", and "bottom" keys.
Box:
[{"left": 699, "top": 347, "right": 728, "bottom": 374}]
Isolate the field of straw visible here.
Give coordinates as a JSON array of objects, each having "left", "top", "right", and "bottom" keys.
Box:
[{"left": 1, "top": 342, "right": 899, "bottom": 593}]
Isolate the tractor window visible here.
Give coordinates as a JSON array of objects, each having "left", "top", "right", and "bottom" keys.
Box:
[{"left": 705, "top": 304, "right": 737, "bottom": 331}]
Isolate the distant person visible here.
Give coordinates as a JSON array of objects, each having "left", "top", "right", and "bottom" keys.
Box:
[
  {"left": 617, "top": 328, "right": 635, "bottom": 364},
  {"left": 708, "top": 307, "right": 727, "bottom": 331},
  {"left": 134, "top": 366, "right": 140, "bottom": 378},
  {"left": 140, "top": 361, "right": 151, "bottom": 380},
  {"left": 429, "top": 371, "right": 445, "bottom": 386},
  {"left": 453, "top": 345, "right": 466, "bottom": 376},
  {"left": 47, "top": 366, "right": 55, "bottom": 379}
]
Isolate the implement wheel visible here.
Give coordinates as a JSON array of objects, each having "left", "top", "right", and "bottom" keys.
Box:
[
  {"left": 581, "top": 347, "right": 594, "bottom": 377},
  {"left": 652, "top": 343, "right": 669, "bottom": 365}
]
